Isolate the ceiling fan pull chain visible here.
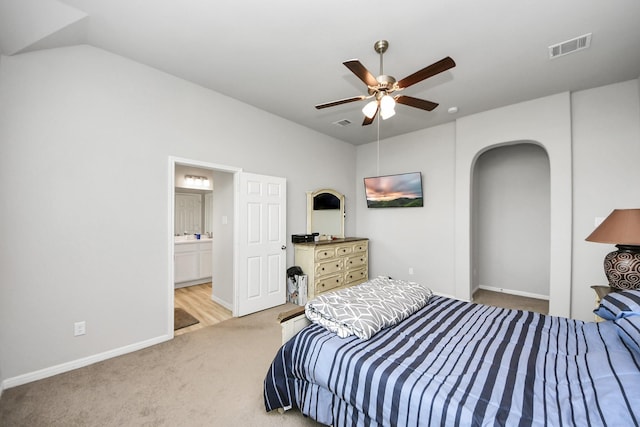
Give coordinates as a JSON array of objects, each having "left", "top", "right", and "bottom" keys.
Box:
[{"left": 377, "top": 115, "right": 380, "bottom": 176}]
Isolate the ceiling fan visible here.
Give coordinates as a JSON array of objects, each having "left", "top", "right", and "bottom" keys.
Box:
[{"left": 315, "top": 40, "right": 456, "bottom": 126}]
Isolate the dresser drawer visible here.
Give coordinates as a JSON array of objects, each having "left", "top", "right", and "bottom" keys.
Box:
[
  {"left": 315, "top": 247, "right": 336, "bottom": 261},
  {"left": 345, "top": 254, "right": 367, "bottom": 269},
  {"left": 316, "top": 259, "right": 343, "bottom": 277},
  {"left": 335, "top": 245, "right": 353, "bottom": 256},
  {"left": 316, "top": 274, "right": 344, "bottom": 293},
  {"left": 352, "top": 242, "right": 368, "bottom": 253},
  {"left": 345, "top": 267, "right": 367, "bottom": 284},
  {"left": 294, "top": 238, "right": 368, "bottom": 300}
]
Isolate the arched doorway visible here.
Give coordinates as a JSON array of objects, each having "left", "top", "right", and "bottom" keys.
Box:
[
  {"left": 453, "top": 93, "right": 572, "bottom": 318},
  {"left": 471, "top": 143, "right": 550, "bottom": 311}
]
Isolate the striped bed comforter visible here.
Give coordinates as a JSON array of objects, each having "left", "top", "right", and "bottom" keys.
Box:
[{"left": 264, "top": 296, "right": 640, "bottom": 426}]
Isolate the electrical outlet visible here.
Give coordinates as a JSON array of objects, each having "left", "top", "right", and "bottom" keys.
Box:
[
  {"left": 74, "top": 321, "right": 86, "bottom": 336},
  {"left": 409, "top": 267, "right": 414, "bottom": 275}
]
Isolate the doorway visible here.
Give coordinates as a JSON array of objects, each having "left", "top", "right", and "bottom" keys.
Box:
[
  {"left": 168, "top": 157, "right": 287, "bottom": 336},
  {"left": 169, "top": 157, "right": 240, "bottom": 336},
  {"left": 173, "top": 164, "right": 235, "bottom": 334},
  {"left": 471, "top": 143, "right": 550, "bottom": 312}
]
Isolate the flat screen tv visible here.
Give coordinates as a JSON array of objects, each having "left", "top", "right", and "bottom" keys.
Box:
[{"left": 364, "top": 172, "right": 424, "bottom": 208}]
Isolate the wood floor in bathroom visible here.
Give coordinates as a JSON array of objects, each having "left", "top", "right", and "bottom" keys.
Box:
[{"left": 174, "top": 283, "right": 232, "bottom": 336}]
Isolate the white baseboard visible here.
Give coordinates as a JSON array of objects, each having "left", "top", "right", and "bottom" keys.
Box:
[
  {"left": 478, "top": 284, "right": 549, "bottom": 301},
  {"left": 433, "top": 290, "right": 459, "bottom": 300},
  {"left": 174, "top": 277, "right": 212, "bottom": 289},
  {"left": 1, "top": 334, "right": 172, "bottom": 390},
  {"left": 211, "top": 294, "right": 232, "bottom": 311}
]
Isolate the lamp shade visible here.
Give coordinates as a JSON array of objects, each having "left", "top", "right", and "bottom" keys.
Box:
[
  {"left": 585, "top": 209, "right": 640, "bottom": 245},
  {"left": 379, "top": 95, "right": 396, "bottom": 120},
  {"left": 586, "top": 208, "right": 640, "bottom": 290},
  {"left": 362, "top": 100, "right": 378, "bottom": 119}
]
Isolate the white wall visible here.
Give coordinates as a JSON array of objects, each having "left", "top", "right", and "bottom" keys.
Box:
[
  {"left": 0, "top": 45, "right": 357, "bottom": 386},
  {"left": 355, "top": 123, "right": 457, "bottom": 297},
  {"left": 211, "top": 170, "right": 234, "bottom": 308},
  {"left": 571, "top": 79, "right": 640, "bottom": 320},
  {"left": 456, "top": 93, "right": 573, "bottom": 317}
]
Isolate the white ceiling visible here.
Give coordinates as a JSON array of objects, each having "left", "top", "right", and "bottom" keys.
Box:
[{"left": 2, "top": 0, "right": 640, "bottom": 145}]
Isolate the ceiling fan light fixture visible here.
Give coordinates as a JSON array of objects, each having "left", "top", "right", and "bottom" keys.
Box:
[
  {"left": 380, "top": 94, "right": 396, "bottom": 120},
  {"left": 362, "top": 100, "right": 378, "bottom": 119},
  {"left": 380, "top": 107, "right": 396, "bottom": 120},
  {"left": 315, "top": 40, "right": 456, "bottom": 126}
]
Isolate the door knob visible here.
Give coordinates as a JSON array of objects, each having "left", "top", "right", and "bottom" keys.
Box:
[{"left": 281, "top": 245, "right": 286, "bottom": 250}]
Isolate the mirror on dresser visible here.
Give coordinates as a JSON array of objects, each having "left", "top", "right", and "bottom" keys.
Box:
[{"left": 306, "top": 188, "right": 345, "bottom": 239}]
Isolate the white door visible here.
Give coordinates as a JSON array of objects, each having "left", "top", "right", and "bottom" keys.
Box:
[{"left": 236, "top": 172, "right": 287, "bottom": 316}]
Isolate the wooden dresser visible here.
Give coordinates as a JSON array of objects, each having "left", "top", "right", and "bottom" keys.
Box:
[{"left": 294, "top": 237, "right": 368, "bottom": 300}]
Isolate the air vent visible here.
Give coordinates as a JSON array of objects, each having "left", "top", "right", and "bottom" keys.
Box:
[
  {"left": 333, "top": 119, "right": 352, "bottom": 127},
  {"left": 549, "top": 33, "right": 592, "bottom": 59}
]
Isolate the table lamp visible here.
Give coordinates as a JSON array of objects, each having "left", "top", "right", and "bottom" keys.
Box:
[{"left": 585, "top": 209, "right": 640, "bottom": 290}]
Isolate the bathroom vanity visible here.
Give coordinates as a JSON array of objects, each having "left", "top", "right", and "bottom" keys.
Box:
[{"left": 174, "top": 237, "right": 213, "bottom": 288}]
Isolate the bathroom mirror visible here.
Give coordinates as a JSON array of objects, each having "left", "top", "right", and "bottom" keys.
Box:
[
  {"left": 306, "top": 189, "right": 345, "bottom": 238},
  {"left": 175, "top": 189, "right": 213, "bottom": 235}
]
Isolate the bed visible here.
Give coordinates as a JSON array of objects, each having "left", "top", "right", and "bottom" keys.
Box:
[{"left": 264, "top": 278, "right": 640, "bottom": 426}]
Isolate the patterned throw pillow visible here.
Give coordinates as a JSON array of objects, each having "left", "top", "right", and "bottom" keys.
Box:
[
  {"left": 594, "top": 289, "right": 640, "bottom": 320},
  {"left": 615, "top": 315, "right": 640, "bottom": 353}
]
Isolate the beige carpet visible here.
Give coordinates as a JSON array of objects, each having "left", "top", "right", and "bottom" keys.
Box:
[
  {"left": 0, "top": 293, "right": 546, "bottom": 426},
  {"left": 0, "top": 303, "right": 322, "bottom": 427}
]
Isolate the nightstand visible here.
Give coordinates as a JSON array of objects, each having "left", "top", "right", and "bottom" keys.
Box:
[{"left": 591, "top": 285, "right": 614, "bottom": 322}]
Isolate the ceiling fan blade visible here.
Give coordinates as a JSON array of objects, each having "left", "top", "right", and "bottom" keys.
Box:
[
  {"left": 362, "top": 106, "right": 378, "bottom": 126},
  {"left": 395, "top": 95, "right": 439, "bottom": 111},
  {"left": 315, "top": 95, "right": 366, "bottom": 109},
  {"left": 396, "top": 56, "right": 456, "bottom": 89},
  {"left": 343, "top": 60, "right": 378, "bottom": 87}
]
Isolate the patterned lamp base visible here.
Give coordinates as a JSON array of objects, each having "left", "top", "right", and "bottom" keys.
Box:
[{"left": 605, "top": 245, "right": 640, "bottom": 290}]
